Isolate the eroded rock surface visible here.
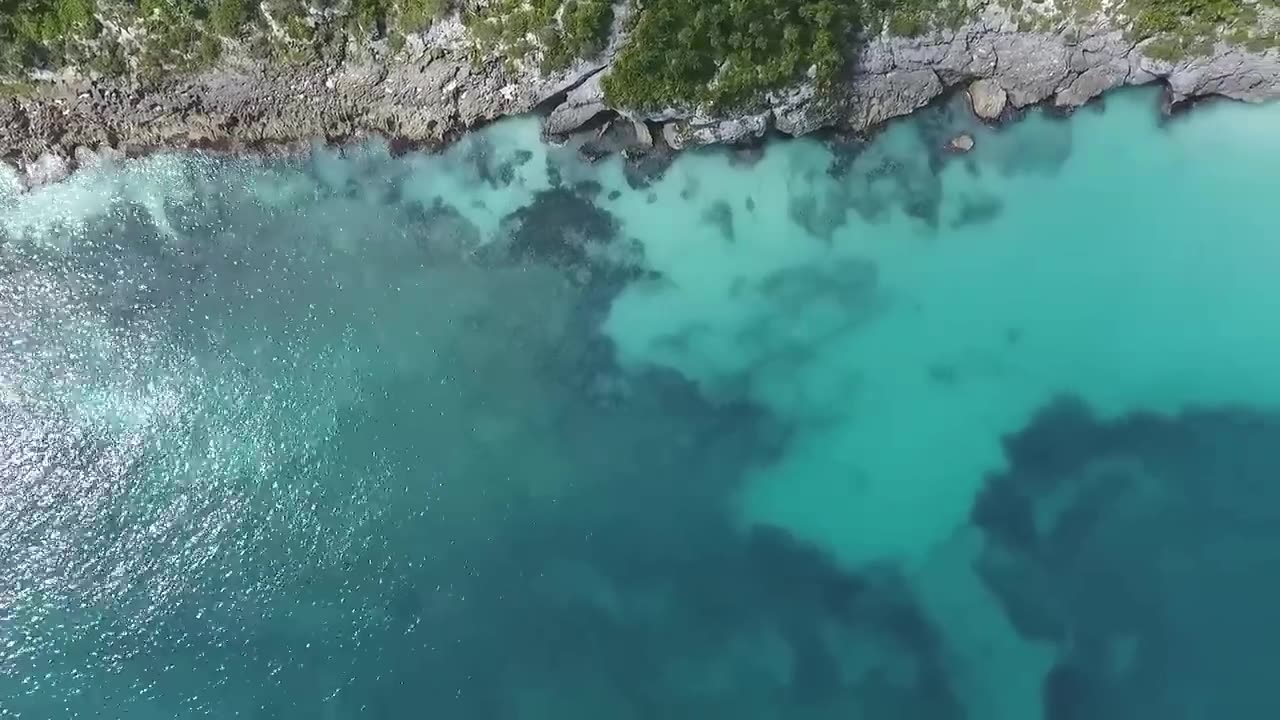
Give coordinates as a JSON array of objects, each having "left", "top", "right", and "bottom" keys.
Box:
[
  {"left": 968, "top": 79, "right": 1009, "bottom": 120},
  {"left": 3, "top": 6, "right": 1278, "bottom": 187},
  {"left": 650, "top": 8, "right": 1280, "bottom": 149}
]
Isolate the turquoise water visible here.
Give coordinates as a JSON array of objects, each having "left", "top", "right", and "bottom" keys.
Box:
[{"left": 2, "top": 88, "right": 1280, "bottom": 719}]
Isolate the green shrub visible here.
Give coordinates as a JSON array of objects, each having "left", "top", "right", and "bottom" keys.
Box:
[
  {"left": 1128, "top": 0, "right": 1245, "bottom": 37},
  {"left": 209, "top": 0, "right": 249, "bottom": 36},
  {"left": 0, "top": 0, "right": 100, "bottom": 70},
  {"left": 343, "top": 0, "right": 450, "bottom": 40},
  {"left": 388, "top": 27, "right": 406, "bottom": 50},
  {"left": 464, "top": 0, "right": 613, "bottom": 70},
  {"left": 399, "top": 0, "right": 451, "bottom": 31},
  {"left": 542, "top": 0, "right": 612, "bottom": 67},
  {"left": 887, "top": 9, "right": 927, "bottom": 35},
  {"left": 197, "top": 33, "right": 223, "bottom": 62},
  {"left": 0, "top": 0, "right": 1267, "bottom": 99},
  {"left": 1244, "top": 33, "right": 1269, "bottom": 51},
  {"left": 350, "top": 0, "right": 388, "bottom": 36},
  {"left": 285, "top": 14, "right": 313, "bottom": 40},
  {"left": 603, "top": 0, "right": 849, "bottom": 110},
  {"left": 87, "top": 37, "right": 128, "bottom": 75},
  {"left": 0, "top": 80, "right": 37, "bottom": 96},
  {"left": 1142, "top": 35, "right": 1186, "bottom": 59},
  {"left": 56, "top": 0, "right": 98, "bottom": 36},
  {"left": 1126, "top": 0, "right": 1253, "bottom": 59}
]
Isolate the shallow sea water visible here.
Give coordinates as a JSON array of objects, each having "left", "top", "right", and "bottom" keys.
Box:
[{"left": 2, "top": 88, "right": 1280, "bottom": 720}]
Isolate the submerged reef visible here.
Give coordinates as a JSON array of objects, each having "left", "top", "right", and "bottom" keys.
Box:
[
  {"left": 977, "top": 399, "right": 1280, "bottom": 720},
  {"left": 0, "top": 129, "right": 976, "bottom": 720}
]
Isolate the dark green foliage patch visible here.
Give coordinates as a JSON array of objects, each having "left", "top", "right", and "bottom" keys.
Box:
[
  {"left": 602, "top": 0, "right": 849, "bottom": 110},
  {"left": 1, "top": 0, "right": 1274, "bottom": 107},
  {"left": 464, "top": 0, "right": 614, "bottom": 70},
  {"left": 1123, "top": 0, "right": 1274, "bottom": 60}
]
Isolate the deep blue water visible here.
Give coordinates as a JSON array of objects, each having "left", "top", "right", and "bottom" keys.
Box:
[{"left": 3, "top": 88, "right": 1280, "bottom": 720}]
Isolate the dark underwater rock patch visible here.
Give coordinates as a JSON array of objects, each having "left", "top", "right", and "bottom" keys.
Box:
[
  {"left": 824, "top": 129, "right": 873, "bottom": 181},
  {"left": 407, "top": 197, "right": 483, "bottom": 259},
  {"left": 574, "top": 179, "right": 604, "bottom": 198},
  {"left": 501, "top": 187, "right": 617, "bottom": 268},
  {"left": 789, "top": 190, "right": 853, "bottom": 240},
  {"left": 494, "top": 186, "right": 651, "bottom": 294},
  {"left": 990, "top": 118, "right": 1074, "bottom": 177},
  {"left": 459, "top": 135, "right": 531, "bottom": 189},
  {"left": 975, "top": 397, "right": 1280, "bottom": 720},
  {"left": 702, "top": 200, "right": 735, "bottom": 241},
  {"left": 949, "top": 195, "right": 1003, "bottom": 229},
  {"left": 623, "top": 149, "right": 675, "bottom": 190}
]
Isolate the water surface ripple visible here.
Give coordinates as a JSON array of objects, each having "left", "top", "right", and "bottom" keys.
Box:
[{"left": 2, "top": 89, "right": 1280, "bottom": 720}]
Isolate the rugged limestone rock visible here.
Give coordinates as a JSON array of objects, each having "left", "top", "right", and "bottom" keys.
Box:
[
  {"left": 631, "top": 120, "right": 654, "bottom": 149},
  {"left": 3, "top": 6, "right": 1279, "bottom": 188},
  {"left": 645, "top": 5, "right": 1280, "bottom": 154},
  {"left": 968, "top": 79, "right": 1008, "bottom": 120},
  {"left": 678, "top": 113, "right": 771, "bottom": 149},
  {"left": 660, "top": 122, "right": 685, "bottom": 150},
  {"left": 0, "top": 13, "right": 623, "bottom": 188},
  {"left": 545, "top": 71, "right": 609, "bottom": 136},
  {"left": 623, "top": 7, "right": 1279, "bottom": 155}
]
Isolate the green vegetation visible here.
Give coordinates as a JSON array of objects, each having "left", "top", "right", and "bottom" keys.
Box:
[
  {"left": 552, "top": 0, "right": 613, "bottom": 66},
  {"left": 602, "top": 0, "right": 850, "bottom": 110},
  {"left": 347, "top": 0, "right": 453, "bottom": 38},
  {"left": 1121, "top": 0, "right": 1278, "bottom": 60},
  {"left": 0, "top": 0, "right": 460, "bottom": 79},
  {"left": 1128, "top": 0, "right": 1246, "bottom": 37},
  {"left": 137, "top": 0, "right": 205, "bottom": 74},
  {"left": 1001, "top": 0, "right": 1278, "bottom": 62},
  {"left": 0, "top": 0, "right": 975, "bottom": 107},
  {"left": 463, "top": 0, "right": 613, "bottom": 70},
  {"left": 0, "top": 78, "right": 36, "bottom": 96},
  {"left": 601, "top": 0, "right": 977, "bottom": 110},
  {"left": 1, "top": 0, "right": 1274, "bottom": 108},
  {"left": 0, "top": 0, "right": 99, "bottom": 73},
  {"left": 209, "top": 0, "right": 249, "bottom": 37},
  {"left": 402, "top": 0, "right": 451, "bottom": 31},
  {"left": 869, "top": 0, "right": 972, "bottom": 38}
]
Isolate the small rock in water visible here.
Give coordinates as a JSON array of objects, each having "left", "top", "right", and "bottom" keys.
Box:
[{"left": 948, "top": 134, "right": 975, "bottom": 153}]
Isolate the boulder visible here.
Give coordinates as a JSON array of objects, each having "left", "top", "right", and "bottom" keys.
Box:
[
  {"left": 948, "top": 133, "right": 975, "bottom": 153},
  {"left": 631, "top": 119, "right": 653, "bottom": 148},
  {"left": 544, "top": 73, "right": 608, "bottom": 136},
  {"left": 661, "top": 121, "right": 685, "bottom": 150},
  {"left": 968, "top": 79, "right": 1008, "bottom": 121}
]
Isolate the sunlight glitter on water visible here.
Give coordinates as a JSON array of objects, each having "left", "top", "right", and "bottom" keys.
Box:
[{"left": 3, "top": 88, "right": 1280, "bottom": 720}]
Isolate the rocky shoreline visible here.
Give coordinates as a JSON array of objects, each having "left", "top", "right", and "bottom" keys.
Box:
[{"left": 3, "top": 5, "right": 1278, "bottom": 189}]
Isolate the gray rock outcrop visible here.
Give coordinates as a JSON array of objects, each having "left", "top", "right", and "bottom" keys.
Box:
[
  {"left": 3, "top": 5, "right": 1279, "bottom": 187},
  {"left": 544, "top": 70, "right": 609, "bottom": 136},
  {"left": 636, "top": 7, "right": 1280, "bottom": 150},
  {"left": 968, "top": 79, "right": 1008, "bottom": 120}
]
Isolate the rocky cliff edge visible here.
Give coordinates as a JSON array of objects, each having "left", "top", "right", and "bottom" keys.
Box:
[{"left": 3, "top": 4, "right": 1278, "bottom": 188}]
